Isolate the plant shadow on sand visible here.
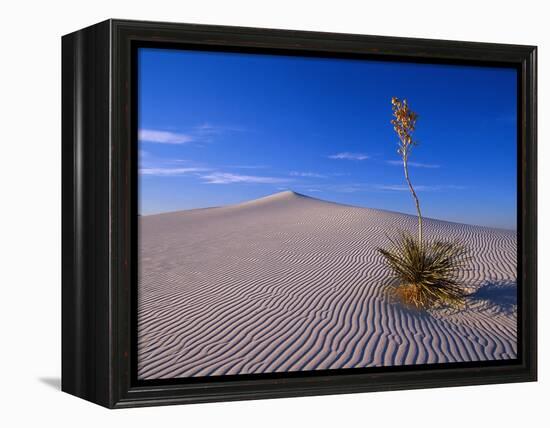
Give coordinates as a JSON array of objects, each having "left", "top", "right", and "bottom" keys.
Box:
[
  {"left": 467, "top": 280, "right": 517, "bottom": 315},
  {"left": 383, "top": 279, "right": 517, "bottom": 318}
]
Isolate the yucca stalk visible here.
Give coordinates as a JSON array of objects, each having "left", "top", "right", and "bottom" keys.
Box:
[{"left": 391, "top": 97, "right": 422, "bottom": 248}]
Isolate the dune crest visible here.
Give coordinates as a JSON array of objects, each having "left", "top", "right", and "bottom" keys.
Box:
[
  {"left": 228, "top": 190, "right": 313, "bottom": 208},
  {"left": 138, "top": 192, "right": 517, "bottom": 380}
]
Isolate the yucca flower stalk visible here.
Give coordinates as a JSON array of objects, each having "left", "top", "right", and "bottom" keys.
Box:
[{"left": 391, "top": 97, "right": 422, "bottom": 248}]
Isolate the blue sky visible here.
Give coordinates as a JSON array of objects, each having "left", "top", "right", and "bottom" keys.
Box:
[{"left": 138, "top": 48, "right": 517, "bottom": 230}]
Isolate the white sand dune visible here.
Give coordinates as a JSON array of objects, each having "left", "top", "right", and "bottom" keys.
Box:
[{"left": 138, "top": 191, "right": 517, "bottom": 380}]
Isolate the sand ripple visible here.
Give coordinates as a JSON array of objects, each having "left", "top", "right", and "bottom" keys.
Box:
[{"left": 138, "top": 191, "right": 517, "bottom": 379}]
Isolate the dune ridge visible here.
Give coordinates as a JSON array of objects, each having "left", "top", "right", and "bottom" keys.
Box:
[{"left": 138, "top": 191, "right": 517, "bottom": 380}]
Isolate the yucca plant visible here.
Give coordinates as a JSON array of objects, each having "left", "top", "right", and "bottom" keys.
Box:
[
  {"left": 378, "top": 97, "right": 469, "bottom": 309},
  {"left": 379, "top": 233, "right": 469, "bottom": 309}
]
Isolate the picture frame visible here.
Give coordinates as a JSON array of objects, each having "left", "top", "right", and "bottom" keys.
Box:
[{"left": 61, "top": 19, "right": 537, "bottom": 408}]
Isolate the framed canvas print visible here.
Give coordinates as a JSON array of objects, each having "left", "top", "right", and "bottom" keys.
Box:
[{"left": 62, "top": 19, "right": 537, "bottom": 408}]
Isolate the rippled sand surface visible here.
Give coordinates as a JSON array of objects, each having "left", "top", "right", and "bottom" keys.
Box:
[{"left": 138, "top": 191, "right": 517, "bottom": 380}]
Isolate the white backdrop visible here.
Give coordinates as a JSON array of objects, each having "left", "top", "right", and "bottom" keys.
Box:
[{"left": 0, "top": 0, "right": 546, "bottom": 426}]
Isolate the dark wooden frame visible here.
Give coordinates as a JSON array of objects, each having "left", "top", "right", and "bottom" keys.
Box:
[{"left": 62, "top": 19, "right": 537, "bottom": 408}]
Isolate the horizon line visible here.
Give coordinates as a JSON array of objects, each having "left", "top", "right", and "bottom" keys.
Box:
[{"left": 139, "top": 190, "right": 517, "bottom": 232}]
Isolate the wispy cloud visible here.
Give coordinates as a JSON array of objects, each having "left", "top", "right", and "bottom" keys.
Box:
[
  {"left": 201, "top": 172, "right": 289, "bottom": 184},
  {"left": 289, "top": 171, "right": 327, "bottom": 178},
  {"left": 195, "top": 122, "right": 246, "bottom": 134},
  {"left": 326, "top": 184, "right": 365, "bottom": 193},
  {"left": 139, "top": 122, "right": 244, "bottom": 145},
  {"left": 328, "top": 152, "right": 369, "bottom": 161},
  {"left": 294, "top": 183, "right": 368, "bottom": 194},
  {"left": 375, "top": 184, "right": 466, "bottom": 192},
  {"left": 294, "top": 182, "right": 466, "bottom": 194},
  {"left": 386, "top": 160, "right": 440, "bottom": 168},
  {"left": 139, "top": 129, "right": 193, "bottom": 144},
  {"left": 229, "top": 165, "right": 270, "bottom": 170},
  {"left": 140, "top": 167, "right": 209, "bottom": 176},
  {"left": 193, "top": 123, "right": 224, "bottom": 138},
  {"left": 195, "top": 122, "right": 217, "bottom": 132}
]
